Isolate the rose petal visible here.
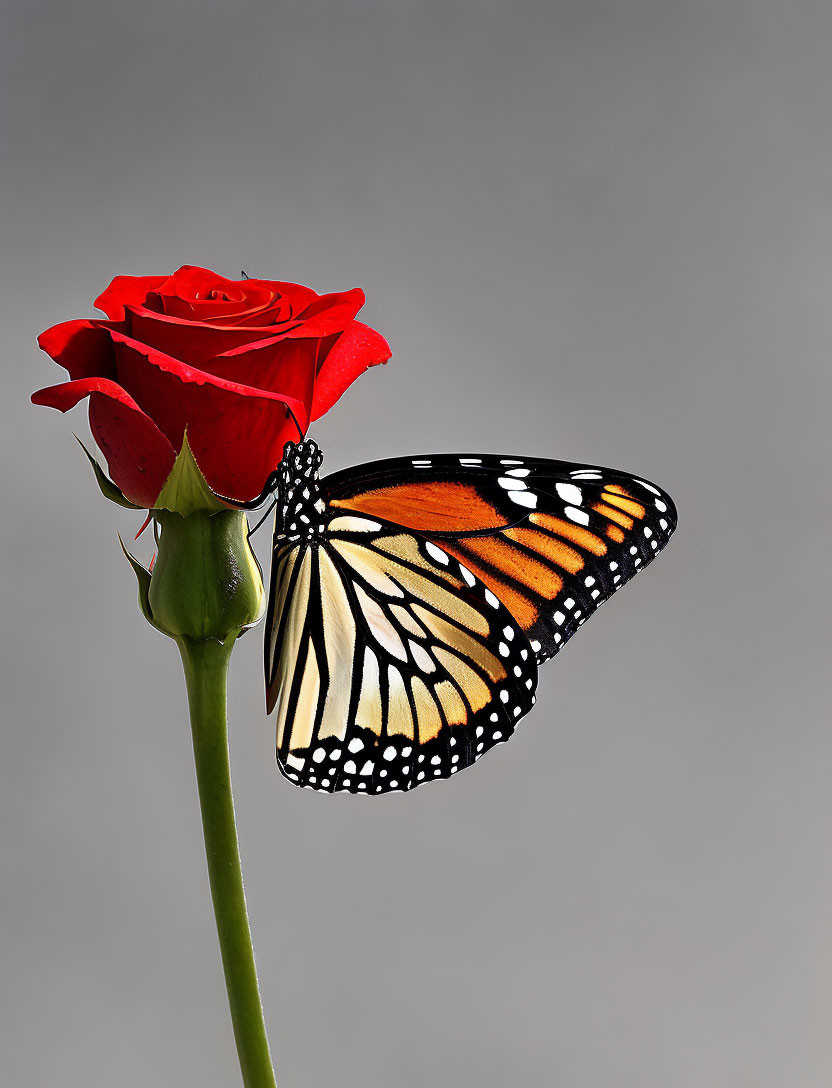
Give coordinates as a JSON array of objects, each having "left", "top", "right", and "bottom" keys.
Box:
[
  {"left": 169, "top": 265, "right": 248, "bottom": 296},
  {"left": 38, "top": 319, "right": 119, "bottom": 380},
  {"left": 124, "top": 306, "right": 296, "bottom": 367},
  {"left": 229, "top": 281, "right": 318, "bottom": 326},
  {"left": 109, "top": 332, "right": 311, "bottom": 500},
  {"left": 215, "top": 337, "right": 318, "bottom": 408},
  {"left": 94, "top": 277, "right": 168, "bottom": 320},
  {"left": 311, "top": 320, "right": 392, "bottom": 420},
  {"left": 149, "top": 266, "right": 285, "bottom": 324},
  {"left": 32, "top": 377, "right": 177, "bottom": 507},
  {"left": 154, "top": 273, "right": 319, "bottom": 326},
  {"left": 285, "top": 288, "right": 365, "bottom": 339}
]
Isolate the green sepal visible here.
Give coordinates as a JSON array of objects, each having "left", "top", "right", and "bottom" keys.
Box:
[
  {"left": 117, "top": 534, "right": 166, "bottom": 634},
  {"left": 154, "top": 432, "right": 227, "bottom": 516},
  {"left": 74, "top": 435, "right": 142, "bottom": 509}
]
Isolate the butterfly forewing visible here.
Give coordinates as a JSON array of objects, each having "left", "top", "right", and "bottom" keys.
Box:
[
  {"left": 266, "top": 512, "right": 538, "bottom": 794},
  {"left": 323, "top": 453, "right": 677, "bottom": 664}
]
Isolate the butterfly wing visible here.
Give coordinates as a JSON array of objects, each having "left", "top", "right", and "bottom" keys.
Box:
[
  {"left": 322, "top": 453, "right": 677, "bottom": 664},
  {"left": 266, "top": 513, "right": 537, "bottom": 794}
]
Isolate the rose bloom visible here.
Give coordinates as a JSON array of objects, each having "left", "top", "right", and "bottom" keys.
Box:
[{"left": 32, "top": 265, "right": 391, "bottom": 507}]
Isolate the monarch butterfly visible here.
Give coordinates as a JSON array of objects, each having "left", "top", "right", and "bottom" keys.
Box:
[{"left": 239, "top": 439, "right": 676, "bottom": 795}]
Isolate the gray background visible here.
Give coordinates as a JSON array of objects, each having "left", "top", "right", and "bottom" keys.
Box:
[{"left": 2, "top": 2, "right": 831, "bottom": 1086}]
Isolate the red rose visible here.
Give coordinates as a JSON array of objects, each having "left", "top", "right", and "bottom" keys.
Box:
[{"left": 32, "top": 265, "right": 391, "bottom": 506}]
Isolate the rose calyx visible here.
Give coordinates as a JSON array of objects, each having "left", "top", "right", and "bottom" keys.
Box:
[{"left": 120, "top": 436, "right": 265, "bottom": 643}]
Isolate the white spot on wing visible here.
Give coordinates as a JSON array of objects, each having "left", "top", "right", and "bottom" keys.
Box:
[
  {"left": 556, "top": 482, "right": 583, "bottom": 505},
  {"left": 509, "top": 490, "right": 537, "bottom": 509},
  {"left": 635, "top": 479, "right": 661, "bottom": 495},
  {"left": 425, "top": 542, "right": 449, "bottom": 565},
  {"left": 327, "top": 516, "right": 382, "bottom": 533},
  {"left": 565, "top": 506, "right": 589, "bottom": 525}
]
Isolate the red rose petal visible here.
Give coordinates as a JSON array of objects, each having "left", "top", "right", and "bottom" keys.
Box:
[
  {"left": 214, "top": 336, "right": 318, "bottom": 408},
  {"left": 231, "top": 280, "right": 318, "bottom": 326},
  {"left": 150, "top": 267, "right": 274, "bottom": 324},
  {"left": 109, "top": 332, "right": 311, "bottom": 500},
  {"left": 38, "top": 319, "right": 119, "bottom": 380},
  {"left": 154, "top": 273, "right": 319, "bottom": 327},
  {"left": 32, "top": 377, "right": 177, "bottom": 507},
  {"left": 311, "top": 320, "right": 392, "bottom": 420},
  {"left": 94, "top": 276, "right": 168, "bottom": 320},
  {"left": 285, "top": 288, "right": 365, "bottom": 338},
  {"left": 124, "top": 306, "right": 292, "bottom": 367}
]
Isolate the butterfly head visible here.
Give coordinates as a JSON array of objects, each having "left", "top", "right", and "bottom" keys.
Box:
[{"left": 275, "top": 439, "right": 327, "bottom": 542}]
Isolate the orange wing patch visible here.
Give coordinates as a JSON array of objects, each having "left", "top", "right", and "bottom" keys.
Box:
[
  {"left": 591, "top": 501, "right": 634, "bottom": 529},
  {"left": 600, "top": 489, "right": 645, "bottom": 519},
  {"left": 454, "top": 535, "right": 563, "bottom": 597},
  {"left": 332, "top": 482, "right": 502, "bottom": 533},
  {"left": 529, "top": 513, "right": 607, "bottom": 555},
  {"left": 504, "top": 526, "right": 584, "bottom": 574},
  {"left": 437, "top": 542, "right": 540, "bottom": 629}
]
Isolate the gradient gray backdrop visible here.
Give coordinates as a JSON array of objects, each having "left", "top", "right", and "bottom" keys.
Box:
[{"left": 3, "top": 3, "right": 831, "bottom": 1086}]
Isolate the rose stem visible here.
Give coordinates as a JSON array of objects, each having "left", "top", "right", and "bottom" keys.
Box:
[{"left": 178, "top": 634, "right": 278, "bottom": 1088}]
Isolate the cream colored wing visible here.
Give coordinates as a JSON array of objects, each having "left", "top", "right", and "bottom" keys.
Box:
[{"left": 265, "top": 514, "right": 537, "bottom": 794}]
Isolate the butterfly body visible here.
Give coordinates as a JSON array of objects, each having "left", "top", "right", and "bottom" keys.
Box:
[{"left": 262, "top": 440, "right": 676, "bottom": 795}]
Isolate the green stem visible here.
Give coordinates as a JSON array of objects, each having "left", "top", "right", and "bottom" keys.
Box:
[{"left": 178, "top": 635, "right": 278, "bottom": 1088}]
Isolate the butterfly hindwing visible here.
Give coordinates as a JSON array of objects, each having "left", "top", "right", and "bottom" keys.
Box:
[
  {"left": 323, "top": 453, "right": 677, "bottom": 664},
  {"left": 266, "top": 512, "right": 538, "bottom": 794}
]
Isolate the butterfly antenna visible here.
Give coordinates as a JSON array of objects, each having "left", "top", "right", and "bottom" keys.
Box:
[{"left": 283, "top": 402, "right": 305, "bottom": 442}]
